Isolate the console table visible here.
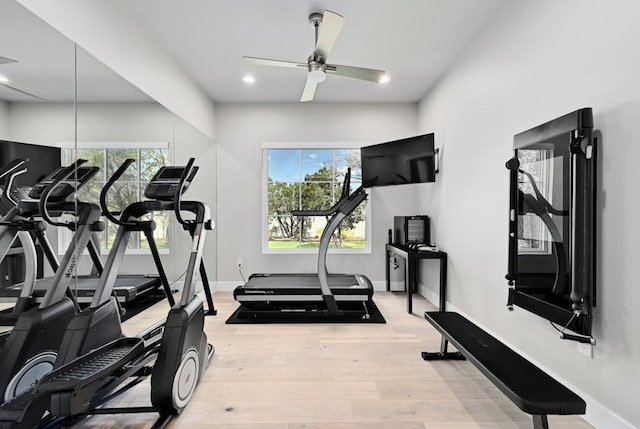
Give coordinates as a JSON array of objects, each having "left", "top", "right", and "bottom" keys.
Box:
[{"left": 385, "top": 243, "right": 447, "bottom": 314}]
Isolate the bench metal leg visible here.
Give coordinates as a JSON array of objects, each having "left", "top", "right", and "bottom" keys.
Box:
[
  {"left": 532, "top": 415, "right": 549, "bottom": 429},
  {"left": 421, "top": 338, "right": 466, "bottom": 361}
]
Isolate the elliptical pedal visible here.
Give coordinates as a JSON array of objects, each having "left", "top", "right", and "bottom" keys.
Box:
[{"left": 38, "top": 338, "right": 144, "bottom": 392}]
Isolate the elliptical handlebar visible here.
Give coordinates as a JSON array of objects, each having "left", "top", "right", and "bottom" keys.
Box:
[
  {"left": 174, "top": 157, "right": 196, "bottom": 226},
  {"left": 0, "top": 158, "right": 28, "bottom": 207},
  {"left": 38, "top": 159, "right": 87, "bottom": 228},
  {"left": 100, "top": 158, "right": 136, "bottom": 226}
]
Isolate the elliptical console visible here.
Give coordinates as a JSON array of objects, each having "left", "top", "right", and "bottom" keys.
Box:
[
  {"left": 27, "top": 166, "right": 99, "bottom": 201},
  {"left": 144, "top": 166, "right": 199, "bottom": 201}
]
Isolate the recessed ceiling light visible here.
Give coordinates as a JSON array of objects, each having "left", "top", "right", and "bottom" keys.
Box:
[
  {"left": 0, "top": 75, "right": 9, "bottom": 84},
  {"left": 243, "top": 75, "right": 256, "bottom": 84},
  {"left": 379, "top": 75, "right": 390, "bottom": 84}
]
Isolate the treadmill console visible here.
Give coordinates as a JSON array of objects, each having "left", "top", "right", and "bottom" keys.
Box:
[
  {"left": 144, "top": 166, "right": 199, "bottom": 201},
  {"left": 28, "top": 166, "right": 99, "bottom": 201}
]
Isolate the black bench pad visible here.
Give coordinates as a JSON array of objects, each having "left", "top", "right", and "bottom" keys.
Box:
[{"left": 424, "top": 311, "right": 586, "bottom": 416}]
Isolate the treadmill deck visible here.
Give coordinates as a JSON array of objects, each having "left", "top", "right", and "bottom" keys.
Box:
[{"left": 234, "top": 273, "right": 373, "bottom": 303}]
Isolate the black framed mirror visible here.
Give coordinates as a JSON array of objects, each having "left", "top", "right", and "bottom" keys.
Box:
[{"left": 506, "top": 108, "right": 596, "bottom": 339}]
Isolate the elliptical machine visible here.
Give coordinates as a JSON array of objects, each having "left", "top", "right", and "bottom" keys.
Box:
[
  {"left": 0, "top": 159, "right": 101, "bottom": 403},
  {"left": 0, "top": 158, "right": 215, "bottom": 428}
]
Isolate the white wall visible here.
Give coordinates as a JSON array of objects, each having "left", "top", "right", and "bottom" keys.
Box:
[
  {"left": 417, "top": 1, "right": 640, "bottom": 427},
  {"left": 215, "top": 103, "right": 418, "bottom": 287}
]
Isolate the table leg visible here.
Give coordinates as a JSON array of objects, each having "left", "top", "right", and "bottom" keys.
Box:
[
  {"left": 407, "top": 255, "right": 416, "bottom": 314},
  {"left": 385, "top": 248, "right": 390, "bottom": 292},
  {"left": 439, "top": 256, "right": 448, "bottom": 311}
]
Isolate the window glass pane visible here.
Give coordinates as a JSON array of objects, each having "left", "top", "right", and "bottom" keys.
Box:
[
  {"left": 268, "top": 215, "right": 301, "bottom": 248},
  {"left": 140, "top": 211, "right": 170, "bottom": 250},
  {"left": 334, "top": 149, "right": 361, "bottom": 181},
  {"left": 74, "top": 149, "right": 104, "bottom": 204},
  {"left": 107, "top": 181, "right": 138, "bottom": 214},
  {"left": 300, "top": 182, "right": 333, "bottom": 211},
  {"left": 268, "top": 150, "right": 300, "bottom": 182},
  {"left": 76, "top": 148, "right": 105, "bottom": 181},
  {"left": 340, "top": 209, "right": 366, "bottom": 250},
  {"left": 301, "top": 216, "right": 326, "bottom": 247},
  {"left": 517, "top": 148, "right": 554, "bottom": 252},
  {"left": 267, "top": 181, "right": 299, "bottom": 216},
  {"left": 301, "top": 149, "right": 332, "bottom": 181},
  {"left": 106, "top": 149, "right": 138, "bottom": 180},
  {"left": 127, "top": 230, "right": 141, "bottom": 250},
  {"left": 140, "top": 149, "right": 170, "bottom": 181}
]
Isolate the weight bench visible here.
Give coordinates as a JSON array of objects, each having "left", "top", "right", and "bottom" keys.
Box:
[{"left": 422, "top": 311, "right": 586, "bottom": 429}]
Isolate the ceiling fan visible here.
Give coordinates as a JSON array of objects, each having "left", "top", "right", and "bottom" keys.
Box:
[
  {"left": 0, "top": 55, "right": 45, "bottom": 100},
  {"left": 243, "top": 10, "right": 386, "bottom": 102}
]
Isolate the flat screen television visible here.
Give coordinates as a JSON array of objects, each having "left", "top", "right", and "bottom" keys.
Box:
[
  {"left": 506, "top": 108, "right": 596, "bottom": 339},
  {"left": 361, "top": 133, "right": 436, "bottom": 188},
  {"left": 0, "top": 140, "right": 61, "bottom": 189}
]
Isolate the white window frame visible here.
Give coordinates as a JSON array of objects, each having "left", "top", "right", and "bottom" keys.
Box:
[
  {"left": 262, "top": 142, "right": 371, "bottom": 254},
  {"left": 57, "top": 141, "right": 170, "bottom": 256}
]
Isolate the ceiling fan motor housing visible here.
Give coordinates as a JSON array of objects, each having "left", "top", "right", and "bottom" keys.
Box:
[{"left": 307, "top": 54, "right": 326, "bottom": 82}]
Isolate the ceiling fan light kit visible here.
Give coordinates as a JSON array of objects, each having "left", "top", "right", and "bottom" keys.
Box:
[{"left": 243, "top": 10, "right": 386, "bottom": 102}]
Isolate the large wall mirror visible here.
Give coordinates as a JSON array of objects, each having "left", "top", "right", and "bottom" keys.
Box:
[{"left": 0, "top": 1, "right": 216, "bottom": 315}]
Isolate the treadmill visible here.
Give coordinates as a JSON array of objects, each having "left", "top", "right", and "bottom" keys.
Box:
[
  {"left": 233, "top": 168, "right": 373, "bottom": 319},
  {"left": 0, "top": 160, "right": 165, "bottom": 311}
]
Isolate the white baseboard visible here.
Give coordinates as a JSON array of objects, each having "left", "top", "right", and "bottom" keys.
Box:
[{"left": 415, "top": 283, "right": 633, "bottom": 429}]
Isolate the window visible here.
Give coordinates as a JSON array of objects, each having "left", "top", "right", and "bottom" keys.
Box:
[
  {"left": 263, "top": 143, "right": 370, "bottom": 253},
  {"left": 60, "top": 142, "right": 170, "bottom": 253}
]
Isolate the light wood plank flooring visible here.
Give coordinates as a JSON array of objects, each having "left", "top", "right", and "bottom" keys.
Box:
[{"left": 11, "top": 292, "right": 595, "bottom": 428}]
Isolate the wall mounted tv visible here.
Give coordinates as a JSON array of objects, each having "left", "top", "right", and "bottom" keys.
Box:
[
  {"left": 505, "top": 108, "right": 596, "bottom": 341},
  {"left": 361, "top": 133, "right": 436, "bottom": 188}
]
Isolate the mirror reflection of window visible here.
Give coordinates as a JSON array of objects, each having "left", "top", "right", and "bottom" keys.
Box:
[{"left": 517, "top": 148, "right": 554, "bottom": 254}]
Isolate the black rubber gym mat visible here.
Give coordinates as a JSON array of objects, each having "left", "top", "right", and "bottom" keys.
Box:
[{"left": 225, "top": 300, "right": 386, "bottom": 324}]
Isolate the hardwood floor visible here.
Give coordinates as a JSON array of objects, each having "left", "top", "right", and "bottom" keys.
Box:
[{"left": 22, "top": 292, "right": 596, "bottom": 428}]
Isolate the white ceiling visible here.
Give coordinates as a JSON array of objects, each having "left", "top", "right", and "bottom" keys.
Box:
[{"left": 1, "top": 0, "right": 508, "bottom": 104}]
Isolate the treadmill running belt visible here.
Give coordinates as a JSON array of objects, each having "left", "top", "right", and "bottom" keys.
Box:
[{"left": 245, "top": 273, "right": 367, "bottom": 288}]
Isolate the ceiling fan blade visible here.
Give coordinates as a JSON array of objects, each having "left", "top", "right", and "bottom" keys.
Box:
[
  {"left": 300, "top": 78, "right": 317, "bottom": 102},
  {"left": 327, "top": 64, "right": 386, "bottom": 83},
  {"left": 243, "top": 56, "right": 305, "bottom": 69},
  {"left": 315, "top": 10, "right": 345, "bottom": 59},
  {"left": 0, "top": 82, "right": 46, "bottom": 101},
  {"left": 0, "top": 56, "right": 17, "bottom": 65}
]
